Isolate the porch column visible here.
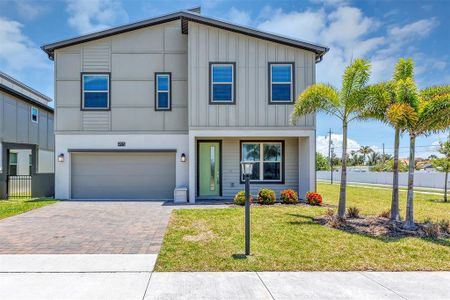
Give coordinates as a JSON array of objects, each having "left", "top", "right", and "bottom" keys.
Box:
[
  {"left": 298, "top": 132, "right": 316, "bottom": 198},
  {"left": 188, "top": 133, "right": 196, "bottom": 203}
]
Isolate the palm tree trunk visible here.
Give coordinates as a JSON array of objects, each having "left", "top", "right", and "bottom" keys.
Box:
[
  {"left": 445, "top": 171, "right": 448, "bottom": 202},
  {"left": 404, "top": 134, "right": 416, "bottom": 230},
  {"left": 390, "top": 128, "right": 401, "bottom": 222},
  {"left": 338, "top": 121, "right": 348, "bottom": 218}
]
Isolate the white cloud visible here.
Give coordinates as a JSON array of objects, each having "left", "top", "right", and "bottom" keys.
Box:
[
  {"left": 258, "top": 9, "right": 325, "bottom": 43},
  {"left": 0, "top": 18, "right": 50, "bottom": 71},
  {"left": 255, "top": 5, "right": 441, "bottom": 86},
  {"left": 66, "top": 0, "right": 128, "bottom": 34},
  {"left": 16, "top": 0, "right": 48, "bottom": 21},
  {"left": 389, "top": 18, "right": 438, "bottom": 40},
  {"left": 228, "top": 7, "right": 251, "bottom": 26},
  {"left": 316, "top": 134, "right": 361, "bottom": 157}
]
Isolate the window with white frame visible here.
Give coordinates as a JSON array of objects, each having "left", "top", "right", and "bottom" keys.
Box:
[
  {"left": 31, "top": 107, "right": 39, "bottom": 123},
  {"left": 210, "top": 63, "right": 235, "bottom": 103},
  {"left": 241, "top": 142, "right": 283, "bottom": 182},
  {"left": 155, "top": 73, "right": 171, "bottom": 110},
  {"left": 269, "top": 63, "right": 294, "bottom": 103},
  {"left": 81, "top": 73, "right": 110, "bottom": 109}
]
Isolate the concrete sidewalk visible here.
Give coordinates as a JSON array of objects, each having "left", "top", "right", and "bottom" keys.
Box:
[{"left": 0, "top": 255, "right": 448, "bottom": 300}]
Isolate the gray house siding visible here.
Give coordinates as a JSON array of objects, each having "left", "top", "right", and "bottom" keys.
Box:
[
  {"left": 219, "top": 137, "right": 299, "bottom": 198},
  {"left": 54, "top": 20, "right": 188, "bottom": 133},
  {"left": 188, "top": 22, "right": 316, "bottom": 129},
  {"left": 0, "top": 91, "right": 54, "bottom": 151}
]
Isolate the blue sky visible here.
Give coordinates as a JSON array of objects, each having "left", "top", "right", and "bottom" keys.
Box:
[{"left": 0, "top": 0, "right": 449, "bottom": 158}]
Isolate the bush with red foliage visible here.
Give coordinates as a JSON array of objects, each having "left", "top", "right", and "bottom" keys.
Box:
[
  {"left": 280, "top": 189, "right": 299, "bottom": 204},
  {"left": 306, "top": 192, "right": 323, "bottom": 206}
]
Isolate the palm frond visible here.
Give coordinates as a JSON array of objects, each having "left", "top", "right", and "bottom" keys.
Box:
[
  {"left": 386, "top": 103, "right": 418, "bottom": 129},
  {"left": 358, "top": 82, "right": 393, "bottom": 121},
  {"left": 291, "top": 84, "right": 340, "bottom": 124},
  {"left": 417, "top": 89, "right": 450, "bottom": 134},
  {"left": 393, "top": 58, "right": 414, "bottom": 81},
  {"left": 395, "top": 77, "right": 419, "bottom": 109},
  {"left": 341, "top": 59, "right": 371, "bottom": 110}
]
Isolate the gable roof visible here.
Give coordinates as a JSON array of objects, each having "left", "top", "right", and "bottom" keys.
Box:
[
  {"left": 0, "top": 71, "right": 54, "bottom": 113},
  {"left": 42, "top": 8, "right": 329, "bottom": 63}
]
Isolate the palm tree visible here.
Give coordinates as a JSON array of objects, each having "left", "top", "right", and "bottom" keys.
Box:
[
  {"left": 431, "top": 157, "right": 450, "bottom": 202},
  {"left": 403, "top": 85, "right": 450, "bottom": 229},
  {"left": 368, "top": 152, "right": 381, "bottom": 166},
  {"left": 361, "top": 58, "right": 418, "bottom": 222},
  {"left": 291, "top": 59, "right": 372, "bottom": 218},
  {"left": 358, "top": 146, "right": 373, "bottom": 165}
]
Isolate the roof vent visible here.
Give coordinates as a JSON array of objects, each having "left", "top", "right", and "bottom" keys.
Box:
[{"left": 188, "top": 6, "right": 201, "bottom": 14}]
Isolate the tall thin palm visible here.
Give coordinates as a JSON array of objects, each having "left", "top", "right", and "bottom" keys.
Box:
[
  {"left": 291, "top": 59, "right": 372, "bottom": 218},
  {"left": 361, "top": 58, "right": 416, "bottom": 222},
  {"left": 358, "top": 146, "right": 373, "bottom": 165},
  {"left": 403, "top": 85, "right": 450, "bottom": 229}
]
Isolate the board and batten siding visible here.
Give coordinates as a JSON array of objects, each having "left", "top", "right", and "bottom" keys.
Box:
[
  {"left": 54, "top": 20, "right": 188, "bottom": 133},
  {"left": 220, "top": 137, "right": 299, "bottom": 198},
  {"left": 0, "top": 90, "right": 54, "bottom": 151},
  {"left": 188, "top": 22, "right": 316, "bottom": 129}
]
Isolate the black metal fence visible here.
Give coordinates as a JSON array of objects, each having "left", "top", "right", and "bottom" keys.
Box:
[{"left": 7, "top": 175, "right": 32, "bottom": 199}]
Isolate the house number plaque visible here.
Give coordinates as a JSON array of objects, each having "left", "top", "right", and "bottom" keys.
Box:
[{"left": 118, "top": 141, "right": 126, "bottom": 147}]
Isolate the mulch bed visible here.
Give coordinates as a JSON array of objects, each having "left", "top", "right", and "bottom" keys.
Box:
[{"left": 314, "top": 215, "right": 450, "bottom": 239}]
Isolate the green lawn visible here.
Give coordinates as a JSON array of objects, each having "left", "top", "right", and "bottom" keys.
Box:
[
  {"left": 319, "top": 182, "right": 449, "bottom": 222},
  {"left": 0, "top": 198, "right": 57, "bottom": 220},
  {"left": 155, "top": 183, "right": 450, "bottom": 272}
]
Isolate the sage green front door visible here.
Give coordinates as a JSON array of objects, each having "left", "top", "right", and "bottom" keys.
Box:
[{"left": 198, "top": 142, "right": 221, "bottom": 196}]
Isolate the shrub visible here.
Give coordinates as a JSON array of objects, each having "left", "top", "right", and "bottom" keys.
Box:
[
  {"left": 347, "top": 206, "right": 360, "bottom": 218},
  {"left": 306, "top": 192, "right": 322, "bottom": 206},
  {"left": 437, "top": 219, "right": 450, "bottom": 234},
  {"left": 325, "top": 208, "right": 335, "bottom": 218},
  {"left": 328, "top": 216, "right": 345, "bottom": 228},
  {"left": 378, "top": 210, "right": 390, "bottom": 218},
  {"left": 280, "top": 189, "right": 299, "bottom": 204},
  {"left": 233, "top": 191, "right": 253, "bottom": 206},
  {"left": 257, "top": 188, "right": 276, "bottom": 205},
  {"left": 422, "top": 223, "right": 441, "bottom": 238}
]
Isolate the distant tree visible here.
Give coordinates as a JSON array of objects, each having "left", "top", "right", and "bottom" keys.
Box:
[
  {"left": 431, "top": 158, "right": 450, "bottom": 202},
  {"left": 431, "top": 139, "right": 450, "bottom": 202},
  {"left": 316, "top": 152, "right": 329, "bottom": 171},
  {"left": 291, "top": 59, "right": 373, "bottom": 218},
  {"left": 358, "top": 146, "right": 373, "bottom": 164},
  {"left": 428, "top": 154, "right": 438, "bottom": 160},
  {"left": 368, "top": 152, "right": 381, "bottom": 166}
]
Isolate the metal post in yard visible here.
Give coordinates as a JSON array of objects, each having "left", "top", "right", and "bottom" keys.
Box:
[{"left": 245, "top": 173, "right": 250, "bottom": 256}]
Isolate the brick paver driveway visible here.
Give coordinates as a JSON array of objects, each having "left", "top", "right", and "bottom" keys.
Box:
[{"left": 0, "top": 201, "right": 174, "bottom": 254}]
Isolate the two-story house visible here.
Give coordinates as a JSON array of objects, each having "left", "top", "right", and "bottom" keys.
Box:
[
  {"left": 0, "top": 71, "right": 55, "bottom": 198},
  {"left": 42, "top": 8, "right": 328, "bottom": 202}
]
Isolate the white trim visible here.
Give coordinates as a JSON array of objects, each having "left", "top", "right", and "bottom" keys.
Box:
[
  {"left": 31, "top": 107, "right": 39, "bottom": 123},
  {"left": 156, "top": 73, "right": 171, "bottom": 110},
  {"left": 81, "top": 74, "right": 110, "bottom": 110},
  {"left": 210, "top": 63, "right": 234, "bottom": 103},
  {"left": 270, "top": 63, "right": 293, "bottom": 103},
  {"left": 190, "top": 129, "right": 314, "bottom": 137}
]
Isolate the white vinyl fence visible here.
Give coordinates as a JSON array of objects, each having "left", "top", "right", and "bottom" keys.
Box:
[{"left": 317, "top": 170, "right": 448, "bottom": 189}]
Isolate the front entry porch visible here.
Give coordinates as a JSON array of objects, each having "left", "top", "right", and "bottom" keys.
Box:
[{"left": 189, "top": 129, "right": 315, "bottom": 203}]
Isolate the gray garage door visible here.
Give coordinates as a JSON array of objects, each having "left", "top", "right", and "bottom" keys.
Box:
[{"left": 71, "top": 152, "right": 176, "bottom": 200}]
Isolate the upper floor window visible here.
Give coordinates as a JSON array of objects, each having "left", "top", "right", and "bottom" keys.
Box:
[
  {"left": 210, "top": 63, "right": 235, "bottom": 104},
  {"left": 155, "top": 73, "right": 171, "bottom": 111},
  {"left": 269, "top": 63, "right": 294, "bottom": 103},
  {"left": 82, "top": 73, "right": 110, "bottom": 110},
  {"left": 31, "top": 107, "right": 39, "bottom": 123}
]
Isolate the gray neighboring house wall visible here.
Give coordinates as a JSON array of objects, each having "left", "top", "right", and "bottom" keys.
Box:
[
  {"left": 42, "top": 8, "right": 328, "bottom": 202},
  {"left": 0, "top": 72, "right": 55, "bottom": 199}
]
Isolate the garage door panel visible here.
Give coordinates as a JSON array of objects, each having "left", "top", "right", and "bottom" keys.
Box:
[{"left": 71, "top": 152, "right": 176, "bottom": 200}]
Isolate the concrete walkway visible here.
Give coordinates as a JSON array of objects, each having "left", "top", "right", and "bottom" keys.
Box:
[{"left": 0, "top": 255, "right": 448, "bottom": 300}]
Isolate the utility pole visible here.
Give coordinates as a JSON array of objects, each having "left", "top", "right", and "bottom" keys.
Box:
[
  {"left": 330, "top": 146, "right": 334, "bottom": 185},
  {"left": 382, "top": 143, "right": 385, "bottom": 164},
  {"left": 328, "top": 129, "right": 333, "bottom": 184}
]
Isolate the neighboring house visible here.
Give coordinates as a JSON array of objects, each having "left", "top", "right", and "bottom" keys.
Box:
[
  {"left": 42, "top": 8, "right": 328, "bottom": 202},
  {"left": 0, "top": 71, "right": 55, "bottom": 198}
]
